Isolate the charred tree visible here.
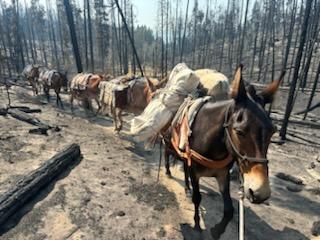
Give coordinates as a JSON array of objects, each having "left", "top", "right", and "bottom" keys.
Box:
[
  {"left": 114, "top": 0, "right": 144, "bottom": 77},
  {"left": 280, "top": 0, "right": 313, "bottom": 140},
  {"left": 63, "top": 0, "right": 83, "bottom": 72}
]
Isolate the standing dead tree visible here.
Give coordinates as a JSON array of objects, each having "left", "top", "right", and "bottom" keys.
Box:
[
  {"left": 280, "top": 0, "right": 313, "bottom": 140},
  {"left": 63, "top": 0, "right": 83, "bottom": 73},
  {"left": 114, "top": 0, "right": 144, "bottom": 77}
]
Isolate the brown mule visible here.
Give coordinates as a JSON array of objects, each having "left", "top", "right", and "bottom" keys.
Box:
[
  {"left": 40, "top": 70, "right": 68, "bottom": 108},
  {"left": 70, "top": 73, "right": 106, "bottom": 114},
  {"left": 21, "top": 64, "right": 40, "bottom": 95},
  {"left": 109, "top": 77, "right": 167, "bottom": 132},
  {"left": 166, "top": 65, "right": 285, "bottom": 239}
]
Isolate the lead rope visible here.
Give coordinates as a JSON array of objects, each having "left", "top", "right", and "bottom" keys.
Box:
[
  {"left": 239, "top": 173, "right": 245, "bottom": 240},
  {"left": 157, "top": 136, "right": 163, "bottom": 182}
]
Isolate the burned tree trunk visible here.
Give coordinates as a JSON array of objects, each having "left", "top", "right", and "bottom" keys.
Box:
[
  {"left": 0, "top": 144, "right": 81, "bottom": 226},
  {"left": 179, "top": 0, "right": 189, "bottom": 62},
  {"left": 280, "top": 0, "right": 313, "bottom": 140},
  {"left": 87, "top": 0, "right": 94, "bottom": 72},
  {"left": 114, "top": 0, "right": 144, "bottom": 77},
  {"left": 302, "top": 61, "right": 320, "bottom": 119},
  {"left": 63, "top": 0, "right": 83, "bottom": 73}
]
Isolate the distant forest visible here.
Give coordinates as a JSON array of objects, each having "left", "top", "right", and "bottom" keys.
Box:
[{"left": 0, "top": 0, "right": 319, "bottom": 89}]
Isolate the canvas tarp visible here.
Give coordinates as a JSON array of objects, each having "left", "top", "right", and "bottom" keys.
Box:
[
  {"left": 196, "top": 69, "right": 229, "bottom": 100},
  {"left": 70, "top": 73, "right": 92, "bottom": 90},
  {"left": 130, "top": 63, "right": 200, "bottom": 147}
]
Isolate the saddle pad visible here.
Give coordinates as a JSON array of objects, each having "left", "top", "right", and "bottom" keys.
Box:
[
  {"left": 47, "top": 70, "right": 56, "bottom": 86},
  {"left": 172, "top": 96, "right": 212, "bottom": 131},
  {"left": 172, "top": 96, "right": 212, "bottom": 151},
  {"left": 71, "top": 73, "right": 92, "bottom": 90}
]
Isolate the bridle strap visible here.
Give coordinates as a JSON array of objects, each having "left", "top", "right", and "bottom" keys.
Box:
[{"left": 223, "top": 103, "right": 269, "bottom": 165}]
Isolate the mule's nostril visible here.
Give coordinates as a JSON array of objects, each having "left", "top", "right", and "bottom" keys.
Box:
[
  {"left": 248, "top": 188, "right": 255, "bottom": 203},
  {"left": 249, "top": 188, "right": 254, "bottom": 196}
]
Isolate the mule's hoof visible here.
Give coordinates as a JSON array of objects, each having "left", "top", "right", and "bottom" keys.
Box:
[
  {"left": 193, "top": 225, "right": 202, "bottom": 232},
  {"left": 210, "top": 224, "right": 224, "bottom": 240},
  {"left": 165, "top": 172, "right": 173, "bottom": 178},
  {"left": 185, "top": 189, "right": 192, "bottom": 198}
]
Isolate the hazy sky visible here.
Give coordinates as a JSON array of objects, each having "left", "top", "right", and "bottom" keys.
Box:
[
  {"left": 133, "top": 0, "right": 212, "bottom": 29},
  {"left": 14, "top": 0, "right": 227, "bottom": 29}
]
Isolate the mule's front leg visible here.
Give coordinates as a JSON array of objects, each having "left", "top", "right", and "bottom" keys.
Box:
[
  {"left": 190, "top": 168, "right": 202, "bottom": 231},
  {"left": 183, "top": 162, "right": 192, "bottom": 196},
  {"left": 116, "top": 109, "right": 123, "bottom": 131},
  {"left": 56, "top": 91, "right": 64, "bottom": 109},
  {"left": 94, "top": 98, "right": 101, "bottom": 115},
  {"left": 164, "top": 148, "right": 172, "bottom": 177},
  {"left": 70, "top": 94, "right": 74, "bottom": 113},
  {"left": 111, "top": 106, "right": 118, "bottom": 132},
  {"left": 44, "top": 87, "right": 50, "bottom": 103},
  {"left": 211, "top": 171, "right": 234, "bottom": 240}
]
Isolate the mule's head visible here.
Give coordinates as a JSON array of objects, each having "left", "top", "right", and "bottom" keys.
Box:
[
  {"left": 229, "top": 65, "right": 284, "bottom": 203},
  {"left": 144, "top": 77, "right": 167, "bottom": 103}
]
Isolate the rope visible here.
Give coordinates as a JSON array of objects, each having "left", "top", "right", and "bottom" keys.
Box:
[
  {"left": 238, "top": 172, "right": 245, "bottom": 240},
  {"left": 157, "top": 137, "right": 163, "bottom": 182},
  {"left": 239, "top": 188, "right": 245, "bottom": 240}
]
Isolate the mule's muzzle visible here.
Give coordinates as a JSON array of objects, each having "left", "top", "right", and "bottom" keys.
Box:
[{"left": 246, "top": 187, "right": 270, "bottom": 204}]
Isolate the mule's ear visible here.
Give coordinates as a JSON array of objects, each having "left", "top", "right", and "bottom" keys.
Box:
[
  {"left": 146, "top": 77, "right": 156, "bottom": 92},
  {"left": 259, "top": 70, "right": 285, "bottom": 104},
  {"left": 157, "top": 76, "right": 168, "bottom": 89},
  {"left": 231, "top": 64, "right": 247, "bottom": 102}
]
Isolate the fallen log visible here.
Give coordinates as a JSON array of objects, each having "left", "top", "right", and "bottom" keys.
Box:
[
  {"left": 0, "top": 144, "right": 81, "bottom": 226},
  {"left": 0, "top": 108, "right": 7, "bottom": 116},
  {"left": 7, "top": 108, "right": 59, "bottom": 131},
  {"left": 29, "top": 127, "right": 48, "bottom": 135},
  {"left": 250, "top": 82, "right": 320, "bottom": 93},
  {"left": 295, "top": 101, "right": 320, "bottom": 115},
  {"left": 9, "top": 106, "right": 42, "bottom": 113},
  {"left": 275, "top": 172, "right": 304, "bottom": 185},
  {"left": 271, "top": 113, "right": 320, "bottom": 129}
]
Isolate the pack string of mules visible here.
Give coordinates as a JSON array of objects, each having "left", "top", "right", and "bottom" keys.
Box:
[{"left": 22, "top": 62, "right": 285, "bottom": 239}]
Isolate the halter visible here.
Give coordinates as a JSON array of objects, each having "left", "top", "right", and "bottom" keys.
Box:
[{"left": 223, "top": 103, "right": 269, "bottom": 166}]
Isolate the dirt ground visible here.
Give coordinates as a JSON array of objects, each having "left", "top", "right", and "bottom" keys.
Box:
[{"left": 0, "top": 82, "right": 319, "bottom": 240}]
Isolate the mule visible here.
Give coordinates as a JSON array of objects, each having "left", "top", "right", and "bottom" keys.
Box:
[
  {"left": 21, "top": 64, "right": 40, "bottom": 95},
  {"left": 40, "top": 70, "right": 68, "bottom": 108},
  {"left": 104, "top": 76, "right": 167, "bottom": 132},
  {"left": 164, "top": 68, "right": 231, "bottom": 195},
  {"left": 168, "top": 65, "right": 285, "bottom": 239},
  {"left": 70, "top": 73, "right": 107, "bottom": 114}
]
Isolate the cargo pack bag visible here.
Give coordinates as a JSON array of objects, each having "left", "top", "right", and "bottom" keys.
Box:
[{"left": 130, "top": 63, "right": 200, "bottom": 148}]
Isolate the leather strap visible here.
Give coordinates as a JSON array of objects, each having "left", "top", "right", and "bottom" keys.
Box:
[{"left": 171, "top": 114, "right": 233, "bottom": 169}]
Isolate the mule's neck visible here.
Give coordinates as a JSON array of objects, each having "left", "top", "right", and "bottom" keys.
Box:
[{"left": 189, "top": 99, "right": 234, "bottom": 161}]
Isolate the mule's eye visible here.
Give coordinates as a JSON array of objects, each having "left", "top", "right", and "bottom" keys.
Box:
[{"left": 235, "top": 128, "right": 246, "bottom": 137}]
